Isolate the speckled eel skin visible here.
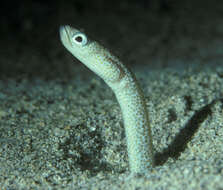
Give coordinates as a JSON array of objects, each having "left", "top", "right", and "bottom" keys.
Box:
[{"left": 59, "top": 25, "right": 154, "bottom": 173}]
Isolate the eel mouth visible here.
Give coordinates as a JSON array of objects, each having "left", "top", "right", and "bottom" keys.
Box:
[{"left": 59, "top": 25, "right": 72, "bottom": 46}]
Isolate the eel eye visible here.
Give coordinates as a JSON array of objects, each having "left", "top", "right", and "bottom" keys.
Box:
[{"left": 72, "top": 32, "right": 88, "bottom": 46}]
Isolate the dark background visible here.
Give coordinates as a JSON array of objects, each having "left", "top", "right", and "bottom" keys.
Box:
[{"left": 0, "top": 0, "right": 222, "bottom": 79}]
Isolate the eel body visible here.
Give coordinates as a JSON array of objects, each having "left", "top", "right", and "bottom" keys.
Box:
[{"left": 59, "top": 25, "right": 154, "bottom": 173}]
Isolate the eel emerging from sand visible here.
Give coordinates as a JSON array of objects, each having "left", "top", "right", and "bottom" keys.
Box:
[{"left": 59, "top": 25, "right": 154, "bottom": 173}]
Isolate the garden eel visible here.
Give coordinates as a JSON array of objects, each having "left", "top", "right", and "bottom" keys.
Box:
[{"left": 59, "top": 25, "right": 154, "bottom": 173}]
